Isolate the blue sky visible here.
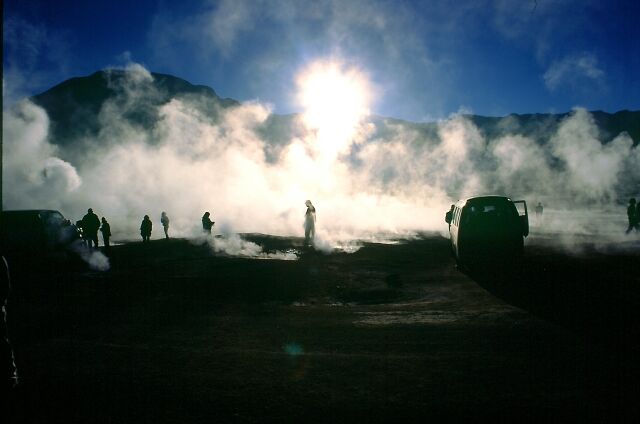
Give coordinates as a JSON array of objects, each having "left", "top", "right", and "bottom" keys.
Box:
[{"left": 4, "top": 0, "right": 639, "bottom": 121}]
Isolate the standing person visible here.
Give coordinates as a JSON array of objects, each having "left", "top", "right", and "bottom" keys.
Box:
[
  {"left": 626, "top": 198, "right": 637, "bottom": 234},
  {"left": 535, "top": 202, "right": 544, "bottom": 218},
  {"left": 81, "top": 208, "right": 101, "bottom": 249},
  {"left": 160, "top": 212, "right": 170, "bottom": 239},
  {"left": 636, "top": 200, "right": 640, "bottom": 232},
  {"left": 202, "top": 212, "right": 214, "bottom": 235},
  {"left": 304, "top": 200, "right": 316, "bottom": 246},
  {"left": 100, "top": 217, "right": 111, "bottom": 250},
  {"left": 140, "top": 215, "right": 152, "bottom": 242},
  {"left": 445, "top": 204, "right": 454, "bottom": 226}
]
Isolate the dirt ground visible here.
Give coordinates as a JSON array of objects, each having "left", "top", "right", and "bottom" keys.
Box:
[{"left": 4, "top": 233, "right": 640, "bottom": 423}]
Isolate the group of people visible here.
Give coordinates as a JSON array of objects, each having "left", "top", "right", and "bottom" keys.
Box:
[
  {"left": 77, "top": 209, "right": 217, "bottom": 247},
  {"left": 75, "top": 201, "right": 318, "bottom": 249},
  {"left": 78, "top": 208, "right": 111, "bottom": 249},
  {"left": 138, "top": 212, "right": 173, "bottom": 243},
  {"left": 71, "top": 197, "right": 640, "bottom": 254},
  {"left": 141, "top": 211, "right": 172, "bottom": 242},
  {"left": 626, "top": 198, "right": 640, "bottom": 234}
]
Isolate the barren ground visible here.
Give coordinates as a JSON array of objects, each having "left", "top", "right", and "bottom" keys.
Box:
[{"left": 4, "top": 234, "right": 640, "bottom": 422}]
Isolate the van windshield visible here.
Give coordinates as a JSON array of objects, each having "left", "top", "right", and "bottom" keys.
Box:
[
  {"left": 462, "top": 201, "right": 518, "bottom": 228},
  {"left": 41, "top": 211, "right": 65, "bottom": 226}
]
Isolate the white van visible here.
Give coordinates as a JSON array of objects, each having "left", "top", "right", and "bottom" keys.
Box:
[{"left": 445, "top": 196, "right": 529, "bottom": 267}]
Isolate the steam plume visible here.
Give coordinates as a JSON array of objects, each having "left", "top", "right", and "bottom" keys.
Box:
[{"left": 3, "top": 63, "right": 639, "bottom": 257}]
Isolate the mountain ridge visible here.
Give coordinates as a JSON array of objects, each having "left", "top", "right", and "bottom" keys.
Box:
[
  {"left": 32, "top": 69, "right": 240, "bottom": 144},
  {"left": 31, "top": 69, "right": 640, "bottom": 146}
]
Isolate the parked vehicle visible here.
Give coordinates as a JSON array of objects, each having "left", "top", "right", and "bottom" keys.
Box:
[
  {"left": 0, "top": 210, "right": 80, "bottom": 257},
  {"left": 445, "top": 196, "right": 528, "bottom": 268}
]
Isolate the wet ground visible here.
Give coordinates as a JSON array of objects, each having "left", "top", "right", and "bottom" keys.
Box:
[{"left": 4, "top": 233, "right": 640, "bottom": 422}]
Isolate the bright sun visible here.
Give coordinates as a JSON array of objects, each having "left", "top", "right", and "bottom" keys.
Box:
[{"left": 296, "top": 60, "right": 372, "bottom": 156}]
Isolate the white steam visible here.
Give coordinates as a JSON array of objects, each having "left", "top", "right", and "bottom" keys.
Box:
[
  {"left": 2, "top": 101, "right": 81, "bottom": 209},
  {"left": 549, "top": 109, "right": 631, "bottom": 203},
  {"left": 3, "top": 63, "right": 639, "bottom": 258},
  {"left": 69, "top": 241, "right": 111, "bottom": 272},
  {"left": 209, "top": 234, "right": 297, "bottom": 260}
]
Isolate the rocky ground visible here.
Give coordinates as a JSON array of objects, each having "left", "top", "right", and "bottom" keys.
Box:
[{"left": 4, "top": 233, "right": 640, "bottom": 423}]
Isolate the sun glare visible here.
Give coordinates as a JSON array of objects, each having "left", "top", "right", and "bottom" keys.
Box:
[{"left": 296, "top": 60, "right": 372, "bottom": 156}]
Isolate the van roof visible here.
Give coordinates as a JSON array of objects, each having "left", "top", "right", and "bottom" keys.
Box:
[
  {"left": 454, "top": 195, "right": 513, "bottom": 207},
  {"left": 1, "top": 209, "right": 65, "bottom": 217},
  {"left": 2, "top": 209, "right": 62, "bottom": 213}
]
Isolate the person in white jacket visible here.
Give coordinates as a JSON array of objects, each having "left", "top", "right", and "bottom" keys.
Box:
[
  {"left": 160, "top": 212, "right": 170, "bottom": 239},
  {"left": 304, "top": 200, "right": 316, "bottom": 246}
]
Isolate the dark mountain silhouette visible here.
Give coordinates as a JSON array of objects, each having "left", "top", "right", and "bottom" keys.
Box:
[
  {"left": 364, "top": 111, "right": 640, "bottom": 146},
  {"left": 32, "top": 69, "right": 239, "bottom": 144},
  {"left": 465, "top": 111, "right": 640, "bottom": 145},
  {"left": 32, "top": 69, "right": 639, "bottom": 148}
]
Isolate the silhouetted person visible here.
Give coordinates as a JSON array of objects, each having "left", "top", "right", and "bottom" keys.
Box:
[
  {"left": 100, "top": 217, "right": 111, "bottom": 250},
  {"left": 636, "top": 201, "right": 640, "bottom": 231},
  {"left": 627, "top": 198, "right": 638, "bottom": 234},
  {"left": 202, "top": 212, "right": 214, "bottom": 234},
  {"left": 535, "top": 202, "right": 544, "bottom": 219},
  {"left": 304, "top": 200, "right": 316, "bottom": 246},
  {"left": 445, "top": 204, "right": 454, "bottom": 226},
  {"left": 140, "top": 215, "right": 152, "bottom": 242},
  {"left": 81, "top": 208, "right": 101, "bottom": 249},
  {"left": 161, "top": 212, "right": 170, "bottom": 239},
  {"left": 1, "top": 256, "right": 18, "bottom": 390}
]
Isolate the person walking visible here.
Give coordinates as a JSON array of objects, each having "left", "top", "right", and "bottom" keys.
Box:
[
  {"left": 140, "top": 215, "right": 152, "bottom": 242},
  {"left": 160, "top": 212, "right": 170, "bottom": 239},
  {"left": 100, "top": 217, "right": 111, "bottom": 250},
  {"left": 202, "top": 212, "right": 214, "bottom": 235},
  {"left": 81, "top": 208, "right": 101, "bottom": 249}
]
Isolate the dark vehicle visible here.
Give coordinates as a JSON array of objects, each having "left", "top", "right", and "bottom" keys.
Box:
[
  {"left": 0, "top": 210, "right": 80, "bottom": 257},
  {"left": 445, "top": 196, "right": 529, "bottom": 268}
]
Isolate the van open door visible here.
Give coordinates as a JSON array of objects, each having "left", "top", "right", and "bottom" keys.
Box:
[{"left": 512, "top": 200, "right": 529, "bottom": 237}]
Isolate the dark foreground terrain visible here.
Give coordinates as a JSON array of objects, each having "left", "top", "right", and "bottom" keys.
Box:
[{"left": 3, "top": 234, "right": 640, "bottom": 423}]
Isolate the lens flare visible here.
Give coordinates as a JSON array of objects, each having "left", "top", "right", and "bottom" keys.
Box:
[{"left": 296, "top": 59, "right": 373, "bottom": 158}]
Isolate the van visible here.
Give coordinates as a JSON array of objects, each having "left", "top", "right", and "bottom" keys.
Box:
[
  {"left": 445, "top": 196, "right": 528, "bottom": 267},
  {"left": 0, "top": 210, "right": 80, "bottom": 256}
]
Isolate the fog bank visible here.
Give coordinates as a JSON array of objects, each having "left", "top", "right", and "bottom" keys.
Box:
[{"left": 3, "top": 64, "right": 639, "bottom": 254}]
